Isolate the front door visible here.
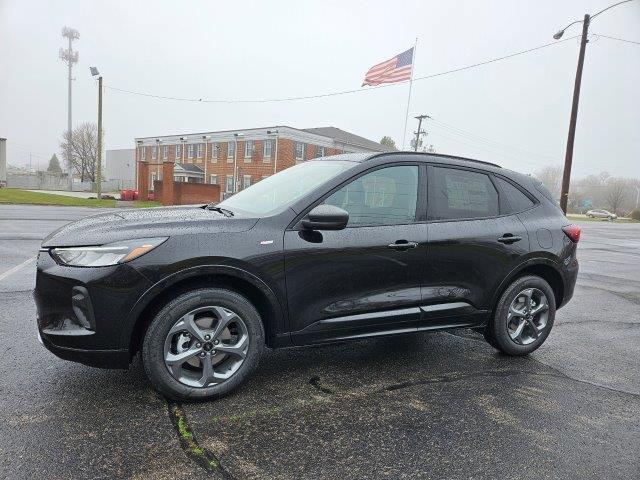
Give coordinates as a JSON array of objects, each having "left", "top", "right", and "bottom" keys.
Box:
[
  {"left": 420, "top": 165, "right": 530, "bottom": 328},
  {"left": 284, "top": 163, "right": 428, "bottom": 344}
]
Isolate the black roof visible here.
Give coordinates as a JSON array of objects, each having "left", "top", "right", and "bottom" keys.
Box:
[{"left": 322, "top": 151, "right": 502, "bottom": 169}]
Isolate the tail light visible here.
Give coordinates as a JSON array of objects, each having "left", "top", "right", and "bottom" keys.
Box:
[{"left": 562, "top": 224, "right": 581, "bottom": 243}]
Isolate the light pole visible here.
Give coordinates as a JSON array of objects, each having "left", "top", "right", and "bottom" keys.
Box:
[
  {"left": 59, "top": 27, "right": 79, "bottom": 191},
  {"left": 233, "top": 133, "right": 243, "bottom": 193},
  {"left": 552, "top": 0, "right": 635, "bottom": 214},
  {"left": 267, "top": 130, "right": 279, "bottom": 175},
  {"left": 90, "top": 67, "right": 102, "bottom": 200}
]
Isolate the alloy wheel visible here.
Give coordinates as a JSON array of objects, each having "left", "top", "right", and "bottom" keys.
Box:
[
  {"left": 163, "top": 306, "right": 249, "bottom": 388},
  {"left": 506, "top": 288, "right": 549, "bottom": 345}
]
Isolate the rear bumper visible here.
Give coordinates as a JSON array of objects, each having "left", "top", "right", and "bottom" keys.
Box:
[{"left": 559, "top": 254, "right": 579, "bottom": 309}]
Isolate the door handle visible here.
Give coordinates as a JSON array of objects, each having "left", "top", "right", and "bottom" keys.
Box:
[
  {"left": 497, "top": 234, "right": 522, "bottom": 244},
  {"left": 388, "top": 240, "right": 418, "bottom": 251}
]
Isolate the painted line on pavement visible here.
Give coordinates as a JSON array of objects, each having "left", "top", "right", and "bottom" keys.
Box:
[{"left": 0, "top": 257, "right": 36, "bottom": 282}]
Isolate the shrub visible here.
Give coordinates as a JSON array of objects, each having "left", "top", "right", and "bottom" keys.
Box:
[{"left": 630, "top": 209, "right": 640, "bottom": 221}]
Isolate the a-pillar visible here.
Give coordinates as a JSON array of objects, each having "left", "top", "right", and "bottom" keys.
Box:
[
  {"left": 137, "top": 161, "right": 149, "bottom": 200},
  {"left": 161, "top": 161, "right": 175, "bottom": 206}
]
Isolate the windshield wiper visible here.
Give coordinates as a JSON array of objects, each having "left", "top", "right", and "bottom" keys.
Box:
[{"left": 205, "top": 204, "right": 234, "bottom": 217}]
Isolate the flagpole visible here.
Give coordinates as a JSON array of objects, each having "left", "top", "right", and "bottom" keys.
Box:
[{"left": 401, "top": 38, "right": 417, "bottom": 150}]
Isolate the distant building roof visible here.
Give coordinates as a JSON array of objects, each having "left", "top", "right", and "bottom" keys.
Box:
[
  {"left": 303, "top": 127, "right": 395, "bottom": 153},
  {"left": 135, "top": 126, "right": 392, "bottom": 153}
]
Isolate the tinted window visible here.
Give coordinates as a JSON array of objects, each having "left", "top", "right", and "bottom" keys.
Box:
[
  {"left": 429, "top": 167, "right": 498, "bottom": 220},
  {"left": 324, "top": 166, "right": 419, "bottom": 226},
  {"left": 495, "top": 177, "right": 535, "bottom": 214}
]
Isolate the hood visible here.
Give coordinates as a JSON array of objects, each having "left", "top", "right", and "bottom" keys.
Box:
[{"left": 41, "top": 205, "right": 259, "bottom": 248}]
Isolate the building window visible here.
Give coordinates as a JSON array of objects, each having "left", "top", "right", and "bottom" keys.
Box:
[
  {"left": 197, "top": 144, "right": 203, "bottom": 158},
  {"left": 225, "top": 175, "right": 234, "bottom": 193},
  {"left": 244, "top": 140, "right": 253, "bottom": 159},
  {"left": 152, "top": 146, "right": 157, "bottom": 160},
  {"left": 315, "top": 145, "right": 324, "bottom": 158},
  {"left": 175, "top": 144, "right": 182, "bottom": 160},
  {"left": 294, "top": 142, "right": 305, "bottom": 160},
  {"left": 188, "top": 144, "right": 195, "bottom": 159},
  {"left": 263, "top": 140, "right": 272, "bottom": 162},
  {"left": 140, "top": 146, "right": 146, "bottom": 160},
  {"left": 162, "top": 145, "right": 168, "bottom": 160},
  {"left": 150, "top": 172, "right": 156, "bottom": 190},
  {"left": 211, "top": 142, "right": 218, "bottom": 162},
  {"left": 243, "top": 175, "right": 251, "bottom": 190},
  {"left": 210, "top": 174, "right": 218, "bottom": 185},
  {"left": 227, "top": 142, "right": 235, "bottom": 163}
]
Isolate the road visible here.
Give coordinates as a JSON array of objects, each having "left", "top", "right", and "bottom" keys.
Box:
[{"left": 0, "top": 205, "right": 638, "bottom": 479}]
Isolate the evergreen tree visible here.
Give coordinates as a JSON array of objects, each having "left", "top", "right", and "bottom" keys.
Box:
[{"left": 47, "top": 154, "right": 62, "bottom": 174}]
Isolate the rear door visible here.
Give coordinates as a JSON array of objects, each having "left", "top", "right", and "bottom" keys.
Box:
[
  {"left": 284, "top": 162, "right": 429, "bottom": 344},
  {"left": 420, "top": 165, "right": 530, "bottom": 328}
]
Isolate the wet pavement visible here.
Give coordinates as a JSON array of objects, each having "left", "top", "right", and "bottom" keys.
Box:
[{"left": 0, "top": 205, "right": 638, "bottom": 479}]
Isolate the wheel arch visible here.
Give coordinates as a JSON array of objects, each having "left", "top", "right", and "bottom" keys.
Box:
[
  {"left": 125, "top": 265, "right": 287, "bottom": 358},
  {"left": 490, "top": 258, "right": 565, "bottom": 316}
]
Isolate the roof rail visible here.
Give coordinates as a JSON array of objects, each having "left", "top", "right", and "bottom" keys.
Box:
[{"left": 368, "top": 151, "right": 502, "bottom": 168}]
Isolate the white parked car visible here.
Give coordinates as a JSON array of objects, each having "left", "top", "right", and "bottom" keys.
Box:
[{"left": 586, "top": 209, "right": 617, "bottom": 220}]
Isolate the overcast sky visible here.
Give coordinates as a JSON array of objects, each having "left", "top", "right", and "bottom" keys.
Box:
[{"left": 1, "top": 0, "right": 638, "bottom": 178}]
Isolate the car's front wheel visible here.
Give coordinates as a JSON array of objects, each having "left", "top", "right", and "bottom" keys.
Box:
[
  {"left": 484, "top": 275, "right": 556, "bottom": 356},
  {"left": 142, "top": 288, "right": 264, "bottom": 401}
]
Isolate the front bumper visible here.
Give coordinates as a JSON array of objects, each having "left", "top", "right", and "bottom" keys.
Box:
[{"left": 34, "top": 249, "right": 153, "bottom": 368}]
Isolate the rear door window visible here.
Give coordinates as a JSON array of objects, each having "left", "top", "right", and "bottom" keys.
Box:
[{"left": 428, "top": 167, "right": 499, "bottom": 220}]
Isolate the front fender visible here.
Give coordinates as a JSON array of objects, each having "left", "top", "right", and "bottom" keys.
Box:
[{"left": 120, "top": 264, "right": 286, "bottom": 349}]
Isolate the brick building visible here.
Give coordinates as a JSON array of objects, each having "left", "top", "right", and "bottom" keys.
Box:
[{"left": 135, "top": 126, "right": 392, "bottom": 199}]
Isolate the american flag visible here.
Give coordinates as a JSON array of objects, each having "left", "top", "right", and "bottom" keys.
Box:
[{"left": 362, "top": 47, "right": 414, "bottom": 86}]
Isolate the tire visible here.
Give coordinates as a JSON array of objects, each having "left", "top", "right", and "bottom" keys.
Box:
[
  {"left": 142, "top": 288, "right": 265, "bottom": 402},
  {"left": 484, "top": 275, "right": 556, "bottom": 356}
]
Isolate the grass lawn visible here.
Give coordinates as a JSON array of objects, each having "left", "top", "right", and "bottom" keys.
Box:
[
  {"left": 0, "top": 188, "right": 160, "bottom": 208},
  {"left": 567, "top": 214, "right": 638, "bottom": 224}
]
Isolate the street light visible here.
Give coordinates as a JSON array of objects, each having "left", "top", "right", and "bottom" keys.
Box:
[
  {"left": 90, "top": 66, "right": 103, "bottom": 200},
  {"left": 553, "top": 0, "right": 635, "bottom": 213},
  {"left": 233, "top": 133, "right": 244, "bottom": 193}
]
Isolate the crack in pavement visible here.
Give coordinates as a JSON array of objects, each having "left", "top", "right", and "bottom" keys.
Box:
[{"left": 166, "top": 400, "right": 234, "bottom": 479}]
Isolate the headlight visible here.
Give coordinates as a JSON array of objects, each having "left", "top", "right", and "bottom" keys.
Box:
[{"left": 50, "top": 237, "right": 168, "bottom": 267}]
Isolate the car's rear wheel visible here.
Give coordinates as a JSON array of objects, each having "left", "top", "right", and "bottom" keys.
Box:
[
  {"left": 484, "top": 275, "right": 556, "bottom": 356},
  {"left": 142, "top": 288, "right": 264, "bottom": 401}
]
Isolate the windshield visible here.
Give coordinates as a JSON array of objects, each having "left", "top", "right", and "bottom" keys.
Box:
[{"left": 217, "top": 160, "right": 355, "bottom": 216}]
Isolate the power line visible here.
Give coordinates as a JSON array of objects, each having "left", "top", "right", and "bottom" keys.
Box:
[
  {"left": 103, "top": 35, "right": 580, "bottom": 104},
  {"left": 594, "top": 33, "right": 640, "bottom": 45},
  {"left": 428, "top": 118, "right": 562, "bottom": 163}
]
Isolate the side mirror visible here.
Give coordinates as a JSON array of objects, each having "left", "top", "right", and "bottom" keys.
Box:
[{"left": 302, "top": 205, "right": 349, "bottom": 231}]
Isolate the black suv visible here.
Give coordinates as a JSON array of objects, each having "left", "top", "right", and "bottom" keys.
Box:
[{"left": 35, "top": 152, "right": 580, "bottom": 401}]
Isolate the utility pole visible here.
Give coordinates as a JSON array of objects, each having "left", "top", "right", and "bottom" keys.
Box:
[
  {"left": 553, "top": 0, "right": 635, "bottom": 214},
  {"left": 413, "top": 114, "right": 430, "bottom": 152},
  {"left": 59, "top": 27, "right": 79, "bottom": 191},
  {"left": 558, "top": 15, "right": 590, "bottom": 214}
]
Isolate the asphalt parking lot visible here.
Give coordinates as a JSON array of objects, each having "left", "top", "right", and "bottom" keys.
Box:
[{"left": 1, "top": 205, "right": 638, "bottom": 479}]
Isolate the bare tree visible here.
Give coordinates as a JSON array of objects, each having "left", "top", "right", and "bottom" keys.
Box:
[
  {"left": 534, "top": 165, "right": 563, "bottom": 202},
  {"left": 604, "top": 178, "right": 629, "bottom": 215},
  {"left": 60, "top": 122, "right": 99, "bottom": 182}
]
